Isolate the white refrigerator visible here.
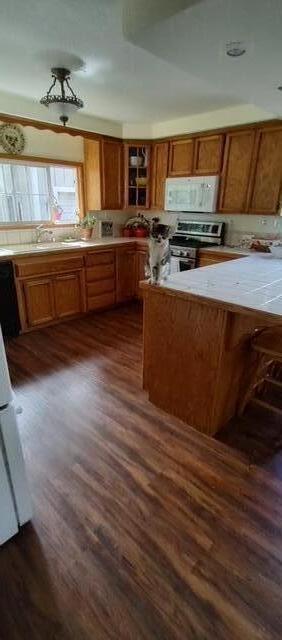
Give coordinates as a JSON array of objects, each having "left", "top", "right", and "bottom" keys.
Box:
[{"left": 0, "top": 326, "right": 32, "bottom": 545}]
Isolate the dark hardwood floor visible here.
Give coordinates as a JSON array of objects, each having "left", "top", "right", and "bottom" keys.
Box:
[{"left": 1, "top": 303, "right": 282, "bottom": 640}]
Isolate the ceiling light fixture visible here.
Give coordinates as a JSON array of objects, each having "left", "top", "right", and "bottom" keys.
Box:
[
  {"left": 40, "top": 67, "right": 84, "bottom": 126},
  {"left": 226, "top": 41, "right": 246, "bottom": 58}
]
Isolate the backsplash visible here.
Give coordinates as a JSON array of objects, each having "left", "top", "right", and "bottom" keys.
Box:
[
  {"left": 147, "top": 211, "right": 282, "bottom": 245},
  {"left": 0, "top": 225, "right": 78, "bottom": 246},
  {"left": 0, "top": 210, "right": 281, "bottom": 246}
]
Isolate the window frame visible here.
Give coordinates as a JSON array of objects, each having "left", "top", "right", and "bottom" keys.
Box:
[{"left": 0, "top": 154, "right": 84, "bottom": 228}]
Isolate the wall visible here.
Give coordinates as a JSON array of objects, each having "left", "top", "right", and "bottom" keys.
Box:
[
  {"left": 0, "top": 91, "right": 123, "bottom": 138},
  {"left": 0, "top": 122, "right": 84, "bottom": 162},
  {"left": 88, "top": 209, "right": 282, "bottom": 246},
  {"left": 123, "top": 104, "right": 275, "bottom": 139}
]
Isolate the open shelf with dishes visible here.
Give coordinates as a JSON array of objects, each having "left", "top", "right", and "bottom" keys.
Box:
[{"left": 124, "top": 144, "right": 150, "bottom": 208}]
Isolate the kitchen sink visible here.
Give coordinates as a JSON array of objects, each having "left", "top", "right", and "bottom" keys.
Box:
[{"left": 61, "top": 241, "right": 89, "bottom": 248}]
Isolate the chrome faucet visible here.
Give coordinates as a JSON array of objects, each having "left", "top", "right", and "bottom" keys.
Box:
[{"left": 34, "top": 225, "right": 55, "bottom": 243}]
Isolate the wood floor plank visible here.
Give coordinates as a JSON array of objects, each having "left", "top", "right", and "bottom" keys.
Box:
[{"left": 1, "top": 302, "right": 282, "bottom": 640}]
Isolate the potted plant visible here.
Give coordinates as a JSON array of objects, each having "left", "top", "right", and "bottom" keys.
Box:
[
  {"left": 79, "top": 213, "right": 96, "bottom": 241},
  {"left": 134, "top": 213, "right": 150, "bottom": 238},
  {"left": 123, "top": 224, "right": 134, "bottom": 238},
  {"left": 124, "top": 213, "right": 149, "bottom": 238}
]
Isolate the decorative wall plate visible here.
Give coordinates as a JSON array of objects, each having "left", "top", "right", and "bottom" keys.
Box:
[{"left": 0, "top": 124, "right": 25, "bottom": 154}]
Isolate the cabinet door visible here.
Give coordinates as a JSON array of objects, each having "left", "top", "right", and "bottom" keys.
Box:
[
  {"left": 84, "top": 139, "right": 102, "bottom": 211},
  {"left": 116, "top": 249, "right": 136, "bottom": 303},
  {"left": 219, "top": 130, "right": 256, "bottom": 213},
  {"left": 53, "top": 272, "right": 84, "bottom": 319},
  {"left": 101, "top": 140, "right": 123, "bottom": 209},
  {"left": 197, "top": 252, "right": 242, "bottom": 268},
  {"left": 247, "top": 127, "right": 282, "bottom": 215},
  {"left": 136, "top": 250, "right": 148, "bottom": 298},
  {"left": 168, "top": 139, "right": 194, "bottom": 176},
  {"left": 151, "top": 142, "right": 169, "bottom": 208},
  {"left": 193, "top": 134, "right": 224, "bottom": 175},
  {"left": 23, "top": 278, "right": 55, "bottom": 328},
  {"left": 124, "top": 144, "right": 151, "bottom": 209}
]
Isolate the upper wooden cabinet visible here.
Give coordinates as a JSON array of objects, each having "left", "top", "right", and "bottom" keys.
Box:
[
  {"left": 168, "top": 139, "right": 194, "bottom": 176},
  {"left": 247, "top": 126, "right": 282, "bottom": 215},
  {"left": 124, "top": 144, "right": 150, "bottom": 209},
  {"left": 84, "top": 138, "right": 123, "bottom": 211},
  {"left": 101, "top": 140, "right": 123, "bottom": 209},
  {"left": 151, "top": 142, "right": 169, "bottom": 209},
  {"left": 193, "top": 134, "right": 224, "bottom": 175},
  {"left": 219, "top": 129, "right": 256, "bottom": 213}
]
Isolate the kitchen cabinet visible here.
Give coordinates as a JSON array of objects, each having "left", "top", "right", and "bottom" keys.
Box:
[
  {"left": 23, "top": 278, "right": 55, "bottom": 328},
  {"left": 247, "top": 126, "right": 282, "bottom": 215},
  {"left": 101, "top": 140, "right": 123, "bottom": 209},
  {"left": 84, "top": 138, "right": 123, "bottom": 211},
  {"left": 193, "top": 134, "right": 224, "bottom": 175},
  {"left": 219, "top": 129, "right": 256, "bottom": 213},
  {"left": 116, "top": 248, "right": 136, "bottom": 302},
  {"left": 22, "top": 271, "right": 85, "bottom": 329},
  {"left": 151, "top": 142, "right": 169, "bottom": 209},
  {"left": 14, "top": 244, "right": 148, "bottom": 332},
  {"left": 15, "top": 254, "right": 85, "bottom": 331},
  {"left": 136, "top": 246, "right": 148, "bottom": 298},
  {"left": 124, "top": 144, "right": 150, "bottom": 208},
  {"left": 197, "top": 250, "right": 245, "bottom": 268},
  {"left": 53, "top": 272, "right": 84, "bottom": 319},
  {"left": 168, "top": 139, "right": 194, "bottom": 176},
  {"left": 85, "top": 250, "right": 115, "bottom": 311}
]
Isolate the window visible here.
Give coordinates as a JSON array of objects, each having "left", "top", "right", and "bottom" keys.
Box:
[{"left": 0, "top": 160, "right": 80, "bottom": 225}]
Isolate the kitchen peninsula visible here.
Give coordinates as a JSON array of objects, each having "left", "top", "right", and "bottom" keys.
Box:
[{"left": 142, "top": 254, "right": 282, "bottom": 436}]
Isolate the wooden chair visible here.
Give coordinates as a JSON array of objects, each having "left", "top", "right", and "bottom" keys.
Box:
[{"left": 239, "top": 326, "right": 282, "bottom": 416}]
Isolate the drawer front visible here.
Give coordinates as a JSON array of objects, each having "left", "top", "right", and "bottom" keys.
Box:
[
  {"left": 85, "top": 251, "right": 114, "bottom": 267},
  {"left": 86, "top": 263, "right": 115, "bottom": 282},
  {"left": 15, "top": 255, "right": 84, "bottom": 278},
  {"left": 87, "top": 278, "right": 115, "bottom": 298},
  {"left": 87, "top": 291, "right": 115, "bottom": 311}
]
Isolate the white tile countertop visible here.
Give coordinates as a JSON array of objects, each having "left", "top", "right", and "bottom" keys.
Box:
[{"left": 163, "top": 254, "right": 282, "bottom": 319}]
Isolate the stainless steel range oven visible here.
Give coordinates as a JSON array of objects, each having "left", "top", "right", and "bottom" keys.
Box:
[
  {"left": 170, "top": 220, "right": 225, "bottom": 274},
  {"left": 170, "top": 248, "right": 196, "bottom": 272}
]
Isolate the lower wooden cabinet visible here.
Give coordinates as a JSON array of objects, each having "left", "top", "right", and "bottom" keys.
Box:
[
  {"left": 85, "top": 249, "right": 116, "bottom": 311},
  {"left": 116, "top": 248, "right": 136, "bottom": 303},
  {"left": 136, "top": 249, "right": 148, "bottom": 298},
  {"left": 53, "top": 272, "right": 84, "bottom": 319},
  {"left": 197, "top": 250, "right": 245, "bottom": 268},
  {"left": 15, "top": 244, "right": 148, "bottom": 332},
  {"left": 20, "top": 270, "right": 85, "bottom": 330},
  {"left": 23, "top": 278, "right": 55, "bottom": 328}
]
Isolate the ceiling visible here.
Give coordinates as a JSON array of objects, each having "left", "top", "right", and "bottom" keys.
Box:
[{"left": 0, "top": 0, "right": 280, "bottom": 127}]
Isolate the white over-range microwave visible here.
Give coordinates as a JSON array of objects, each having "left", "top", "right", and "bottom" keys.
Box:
[{"left": 165, "top": 176, "right": 219, "bottom": 213}]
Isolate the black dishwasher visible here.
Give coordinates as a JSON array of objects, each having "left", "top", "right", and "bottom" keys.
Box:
[{"left": 0, "top": 261, "right": 20, "bottom": 337}]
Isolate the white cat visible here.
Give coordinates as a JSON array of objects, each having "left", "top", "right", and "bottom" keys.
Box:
[{"left": 146, "top": 218, "right": 172, "bottom": 285}]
